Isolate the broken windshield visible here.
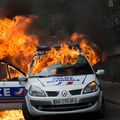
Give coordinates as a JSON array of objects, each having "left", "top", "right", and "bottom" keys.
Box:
[{"left": 30, "top": 55, "right": 94, "bottom": 77}]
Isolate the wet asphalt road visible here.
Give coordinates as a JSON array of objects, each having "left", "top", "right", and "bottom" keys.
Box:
[{"left": 40, "top": 102, "right": 120, "bottom": 120}]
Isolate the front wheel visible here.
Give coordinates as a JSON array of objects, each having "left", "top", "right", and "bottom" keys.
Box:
[
  {"left": 22, "top": 101, "right": 40, "bottom": 120},
  {"left": 95, "top": 97, "right": 105, "bottom": 118}
]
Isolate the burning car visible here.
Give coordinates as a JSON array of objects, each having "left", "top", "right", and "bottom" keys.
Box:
[
  {"left": 18, "top": 43, "right": 105, "bottom": 120},
  {"left": 0, "top": 60, "right": 26, "bottom": 110}
]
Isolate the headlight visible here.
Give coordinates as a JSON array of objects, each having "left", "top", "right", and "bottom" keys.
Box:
[
  {"left": 29, "top": 85, "right": 46, "bottom": 97},
  {"left": 83, "top": 81, "right": 98, "bottom": 94}
]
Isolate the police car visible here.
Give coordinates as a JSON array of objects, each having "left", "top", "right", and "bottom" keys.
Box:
[
  {"left": 19, "top": 44, "right": 105, "bottom": 120},
  {"left": 0, "top": 60, "right": 26, "bottom": 110}
]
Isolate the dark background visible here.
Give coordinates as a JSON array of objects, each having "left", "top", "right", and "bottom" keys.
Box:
[{"left": 0, "top": 0, "right": 115, "bottom": 50}]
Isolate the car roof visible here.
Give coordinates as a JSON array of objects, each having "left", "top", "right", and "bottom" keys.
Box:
[
  {"left": 0, "top": 59, "right": 26, "bottom": 76},
  {"left": 36, "top": 43, "right": 81, "bottom": 52}
]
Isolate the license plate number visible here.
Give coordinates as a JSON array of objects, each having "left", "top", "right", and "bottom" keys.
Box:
[{"left": 53, "top": 98, "right": 77, "bottom": 105}]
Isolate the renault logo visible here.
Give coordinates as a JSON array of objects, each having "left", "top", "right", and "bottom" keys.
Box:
[{"left": 61, "top": 90, "right": 67, "bottom": 97}]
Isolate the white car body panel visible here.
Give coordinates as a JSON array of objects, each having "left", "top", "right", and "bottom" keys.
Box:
[
  {"left": 0, "top": 81, "right": 26, "bottom": 110},
  {"left": 26, "top": 75, "right": 98, "bottom": 90}
]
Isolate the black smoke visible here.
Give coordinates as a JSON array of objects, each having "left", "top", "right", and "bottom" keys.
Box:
[
  {"left": 0, "top": 0, "right": 116, "bottom": 50},
  {"left": 0, "top": 0, "right": 34, "bottom": 18}
]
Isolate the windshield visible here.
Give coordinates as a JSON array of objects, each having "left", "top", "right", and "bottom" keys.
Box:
[{"left": 30, "top": 55, "right": 94, "bottom": 77}]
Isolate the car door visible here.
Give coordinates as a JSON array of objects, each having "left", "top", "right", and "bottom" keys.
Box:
[{"left": 0, "top": 60, "right": 26, "bottom": 105}]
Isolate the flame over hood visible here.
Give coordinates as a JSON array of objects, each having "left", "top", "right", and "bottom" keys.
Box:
[{"left": 33, "top": 33, "right": 102, "bottom": 75}]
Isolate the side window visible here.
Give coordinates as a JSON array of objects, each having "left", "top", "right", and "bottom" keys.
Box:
[
  {"left": 0, "top": 62, "right": 9, "bottom": 81},
  {"left": 8, "top": 65, "right": 22, "bottom": 81}
]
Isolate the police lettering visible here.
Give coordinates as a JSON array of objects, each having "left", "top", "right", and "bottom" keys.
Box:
[
  {"left": 0, "top": 88, "right": 10, "bottom": 97},
  {"left": 47, "top": 76, "right": 80, "bottom": 84}
]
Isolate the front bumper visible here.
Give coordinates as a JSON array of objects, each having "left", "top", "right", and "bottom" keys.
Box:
[{"left": 25, "top": 90, "right": 102, "bottom": 116}]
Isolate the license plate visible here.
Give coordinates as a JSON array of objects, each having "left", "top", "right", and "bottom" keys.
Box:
[{"left": 53, "top": 98, "right": 77, "bottom": 105}]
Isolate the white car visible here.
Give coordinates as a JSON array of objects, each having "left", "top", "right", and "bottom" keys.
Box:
[{"left": 19, "top": 44, "right": 105, "bottom": 120}]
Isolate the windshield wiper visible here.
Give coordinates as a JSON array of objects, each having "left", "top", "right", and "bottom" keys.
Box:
[
  {"left": 29, "top": 76, "right": 48, "bottom": 78},
  {"left": 47, "top": 74, "right": 71, "bottom": 77},
  {"left": 30, "top": 74, "right": 73, "bottom": 78}
]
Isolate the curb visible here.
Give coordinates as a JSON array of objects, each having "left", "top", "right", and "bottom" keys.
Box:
[
  {"left": 105, "top": 99, "right": 120, "bottom": 105},
  {"left": 101, "top": 81, "right": 120, "bottom": 106},
  {"left": 101, "top": 81, "right": 120, "bottom": 85}
]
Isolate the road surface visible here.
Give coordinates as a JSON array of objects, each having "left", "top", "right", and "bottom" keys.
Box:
[
  {"left": 0, "top": 102, "right": 120, "bottom": 120},
  {"left": 40, "top": 102, "right": 120, "bottom": 120}
]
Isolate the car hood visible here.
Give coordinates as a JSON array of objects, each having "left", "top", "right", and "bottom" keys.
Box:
[{"left": 37, "top": 74, "right": 95, "bottom": 87}]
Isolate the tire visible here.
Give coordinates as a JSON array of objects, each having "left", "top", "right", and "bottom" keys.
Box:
[
  {"left": 95, "top": 97, "right": 105, "bottom": 118},
  {"left": 22, "top": 101, "right": 40, "bottom": 120}
]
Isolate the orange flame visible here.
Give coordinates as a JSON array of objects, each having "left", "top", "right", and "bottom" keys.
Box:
[
  {"left": 33, "top": 33, "right": 101, "bottom": 75},
  {"left": 33, "top": 44, "right": 80, "bottom": 75},
  {"left": 0, "top": 15, "right": 39, "bottom": 74},
  {"left": 71, "top": 33, "right": 101, "bottom": 65},
  {"left": 0, "top": 110, "right": 24, "bottom": 120},
  {"left": 80, "top": 39, "right": 100, "bottom": 65}
]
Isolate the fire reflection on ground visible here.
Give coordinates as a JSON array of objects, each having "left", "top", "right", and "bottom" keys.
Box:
[{"left": 0, "top": 110, "right": 24, "bottom": 120}]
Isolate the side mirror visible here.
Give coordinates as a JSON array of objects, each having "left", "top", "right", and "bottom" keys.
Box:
[
  {"left": 96, "top": 69, "right": 105, "bottom": 76},
  {"left": 18, "top": 75, "right": 27, "bottom": 82}
]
